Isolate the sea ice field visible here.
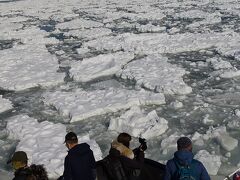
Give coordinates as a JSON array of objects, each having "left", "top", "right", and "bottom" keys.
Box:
[{"left": 0, "top": 0, "right": 240, "bottom": 179}]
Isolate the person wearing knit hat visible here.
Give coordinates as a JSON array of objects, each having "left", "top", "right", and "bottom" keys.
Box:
[
  {"left": 164, "top": 136, "right": 210, "bottom": 180},
  {"left": 8, "top": 151, "right": 48, "bottom": 180}
]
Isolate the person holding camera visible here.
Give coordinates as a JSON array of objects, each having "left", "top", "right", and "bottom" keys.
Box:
[{"left": 102, "top": 132, "right": 147, "bottom": 180}]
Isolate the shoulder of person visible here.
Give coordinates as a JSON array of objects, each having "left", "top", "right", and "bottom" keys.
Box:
[{"left": 192, "top": 159, "right": 206, "bottom": 168}]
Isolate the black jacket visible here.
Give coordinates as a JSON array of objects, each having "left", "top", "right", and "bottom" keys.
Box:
[
  {"left": 63, "top": 143, "right": 96, "bottom": 180},
  {"left": 109, "top": 148, "right": 144, "bottom": 180},
  {"left": 13, "top": 167, "right": 33, "bottom": 180}
]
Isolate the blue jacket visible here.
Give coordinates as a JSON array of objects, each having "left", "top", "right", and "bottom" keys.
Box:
[
  {"left": 163, "top": 150, "right": 210, "bottom": 180},
  {"left": 63, "top": 143, "right": 96, "bottom": 180}
]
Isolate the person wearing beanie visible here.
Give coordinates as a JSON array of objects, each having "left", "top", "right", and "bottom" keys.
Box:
[
  {"left": 8, "top": 151, "right": 48, "bottom": 180},
  {"left": 59, "top": 132, "right": 96, "bottom": 180},
  {"left": 163, "top": 136, "right": 210, "bottom": 180}
]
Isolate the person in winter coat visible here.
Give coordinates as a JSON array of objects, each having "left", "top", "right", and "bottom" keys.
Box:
[
  {"left": 110, "top": 133, "right": 145, "bottom": 180},
  {"left": 61, "top": 132, "right": 96, "bottom": 180},
  {"left": 8, "top": 151, "right": 34, "bottom": 180},
  {"left": 8, "top": 151, "right": 48, "bottom": 180},
  {"left": 164, "top": 136, "right": 210, "bottom": 180}
]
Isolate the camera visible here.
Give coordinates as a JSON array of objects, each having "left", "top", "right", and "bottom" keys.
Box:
[
  {"left": 138, "top": 137, "right": 147, "bottom": 151},
  {"left": 139, "top": 137, "right": 146, "bottom": 145}
]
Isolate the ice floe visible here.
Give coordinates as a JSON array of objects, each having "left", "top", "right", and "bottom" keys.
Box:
[
  {"left": 0, "top": 44, "right": 65, "bottom": 91},
  {"left": 6, "top": 115, "right": 102, "bottom": 179},
  {"left": 116, "top": 54, "right": 192, "bottom": 95},
  {"left": 83, "top": 31, "right": 240, "bottom": 55},
  {"left": 56, "top": 18, "right": 103, "bottom": 30},
  {"left": 43, "top": 88, "right": 165, "bottom": 122},
  {"left": 207, "top": 57, "right": 233, "bottom": 70},
  {"left": 220, "top": 70, "right": 240, "bottom": 79},
  {"left": 69, "top": 52, "right": 135, "bottom": 82},
  {"left": 192, "top": 126, "right": 238, "bottom": 151},
  {"left": 65, "top": 28, "right": 112, "bottom": 40},
  {"left": 195, "top": 150, "right": 221, "bottom": 176},
  {"left": 108, "top": 106, "right": 168, "bottom": 139},
  {"left": 160, "top": 133, "right": 181, "bottom": 155},
  {"left": 0, "top": 96, "right": 12, "bottom": 113}
]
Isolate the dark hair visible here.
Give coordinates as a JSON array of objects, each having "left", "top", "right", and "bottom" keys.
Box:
[
  {"left": 177, "top": 137, "right": 192, "bottom": 150},
  {"left": 65, "top": 132, "right": 78, "bottom": 144},
  {"left": 30, "top": 164, "right": 48, "bottom": 180},
  {"left": 117, "top": 133, "right": 131, "bottom": 148}
]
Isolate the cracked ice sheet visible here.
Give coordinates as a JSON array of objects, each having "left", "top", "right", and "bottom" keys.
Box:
[
  {"left": 0, "top": 44, "right": 65, "bottom": 91},
  {"left": 43, "top": 88, "right": 165, "bottom": 122},
  {"left": 56, "top": 18, "right": 103, "bottom": 30},
  {"left": 6, "top": 115, "right": 102, "bottom": 179},
  {"left": 108, "top": 106, "right": 168, "bottom": 139},
  {"left": 0, "top": 96, "right": 12, "bottom": 113},
  {"left": 0, "top": 26, "right": 59, "bottom": 45},
  {"left": 116, "top": 54, "right": 192, "bottom": 95},
  {"left": 69, "top": 52, "right": 135, "bottom": 82},
  {"left": 83, "top": 31, "right": 240, "bottom": 55},
  {"left": 64, "top": 28, "right": 112, "bottom": 41}
]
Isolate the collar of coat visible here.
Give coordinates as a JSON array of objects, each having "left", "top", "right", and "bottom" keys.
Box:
[{"left": 111, "top": 140, "right": 134, "bottom": 159}]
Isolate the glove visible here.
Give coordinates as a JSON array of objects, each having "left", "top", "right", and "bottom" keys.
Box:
[{"left": 140, "top": 142, "right": 147, "bottom": 151}]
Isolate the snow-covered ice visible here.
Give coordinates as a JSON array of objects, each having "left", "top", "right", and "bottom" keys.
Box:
[
  {"left": 6, "top": 115, "right": 102, "bottom": 178},
  {"left": 116, "top": 54, "right": 192, "bottom": 95},
  {"left": 83, "top": 32, "right": 240, "bottom": 55},
  {"left": 1, "top": 0, "right": 240, "bottom": 178},
  {"left": 0, "top": 45, "right": 65, "bottom": 91},
  {"left": 65, "top": 28, "right": 112, "bottom": 41},
  {"left": 70, "top": 52, "right": 135, "bottom": 82},
  {"left": 43, "top": 88, "right": 165, "bottom": 122},
  {"left": 0, "top": 96, "right": 12, "bottom": 113},
  {"left": 109, "top": 106, "right": 168, "bottom": 139},
  {"left": 56, "top": 18, "right": 103, "bottom": 30}
]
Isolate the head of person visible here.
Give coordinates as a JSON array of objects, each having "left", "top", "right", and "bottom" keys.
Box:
[
  {"left": 177, "top": 136, "right": 192, "bottom": 152},
  {"left": 117, "top": 133, "right": 132, "bottom": 148},
  {"left": 64, "top": 132, "right": 78, "bottom": 150},
  {"left": 8, "top": 151, "right": 28, "bottom": 170}
]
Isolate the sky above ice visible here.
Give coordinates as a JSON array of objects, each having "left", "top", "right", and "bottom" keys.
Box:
[{"left": 1, "top": 0, "right": 240, "bottom": 179}]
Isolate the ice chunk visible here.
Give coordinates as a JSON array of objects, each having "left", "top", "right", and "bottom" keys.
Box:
[
  {"left": 0, "top": 96, "right": 12, "bottom": 113},
  {"left": 43, "top": 88, "right": 165, "bottom": 122},
  {"left": 0, "top": 45, "right": 65, "bottom": 91},
  {"left": 160, "top": 133, "right": 180, "bottom": 155},
  {"left": 7, "top": 115, "right": 102, "bottom": 179},
  {"left": 207, "top": 57, "right": 233, "bottom": 70},
  {"left": 83, "top": 31, "right": 240, "bottom": 55},
  {"left": 56, "top": 18, "right": 103, "bottom": 30},
  {"left": 169, "top": 101, "right": 183, "bottom": 109},
  {"left": 108, "top": 106, "right": 168, "bottom": 139},
  {"left": 65, "top": 28, "right": 112, "bottom": 40},
  {"left": 205, "top": 126, "right": 238, "bottom": 151},
  {"left": 70, "top": 52, "right": 135, "bottom": 82},
  {"left": 216, "top": 134, "right": 238, "bottom": 152},
  {"left": 220, "top": 70, "right": 240, "bottom": 79},
  {"left": 195, "top": 150, "right": 221, "bottom": 175},
  {"left": 117, "top": 55, "right": 192, "bottom": 95}
]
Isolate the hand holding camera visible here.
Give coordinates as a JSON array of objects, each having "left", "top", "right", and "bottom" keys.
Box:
[{"left": 139, "top": 137, "right": 147, "bottom": 151}]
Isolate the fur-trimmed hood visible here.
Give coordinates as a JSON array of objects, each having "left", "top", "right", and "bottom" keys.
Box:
[{"left": 111, "top": 140, "right": 134, "bottom": 159}]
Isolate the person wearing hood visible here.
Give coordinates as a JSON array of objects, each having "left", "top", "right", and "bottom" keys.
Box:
[
  {"left": 163, "top": 136, "right": 210, "bottom": 180},
  {"left": 109, "top": 133, "right": 145, "bottom": 180},
  {"left": 60, "top": 132, "right": 96, "bottom": 180}
]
